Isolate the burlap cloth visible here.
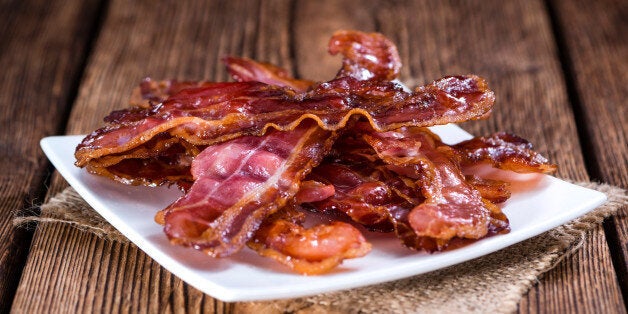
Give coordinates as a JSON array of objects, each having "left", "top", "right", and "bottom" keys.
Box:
[{"left": 15, "top": 182, "right": 627, "bottom": 313}]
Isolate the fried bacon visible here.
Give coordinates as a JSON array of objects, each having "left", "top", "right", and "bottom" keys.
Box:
[
  {"left": 74, "top": 30, "right": 558, "bottom": 274},
  {"left": 360, "top": 126, "right": 509, "bottom": 250},
  {"left": 129, "top": 78, "right": 212, "bottom": 108},
  {"left": 303, "top": 130, "right": 519, "bottom": 251},
  {"left": 159, "top": 121, "right": 335, "bottom": 257},
  {"left": 75, "top": 74, "right": 494, "bottom": 170},
  {"left": 223, "top": 56, "right": 314, "bottom": 93},
  {"left": 328, "top": 30, "right": 401, "bottom": 81},
  {"left": 248, "top": 208, "right": 371, "bottom": 275},
  {"left": 451, "top": 132, "right": 557, "bottom": 173},
  {"left": 306, "top": 163, "right": 396, "bottom": 232}
]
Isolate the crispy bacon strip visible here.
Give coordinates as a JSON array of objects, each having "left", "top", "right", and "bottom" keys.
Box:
[
  {"left": 83, "top": 81, "right": 205, "bottom": 187},
  {"left": 294, "top": 180, "right": 336, "bottom": 204},
  {"left": 248, "top": 209, "right": 371, "bottom": 275},
  {"left": 129, "top": 78, "right": 212, "bottom": 108},
  {"left": 306, "top": 163, "right": 395, "bottom": 231},
  {"left": 225, "top": 29, "right": 401, "bottom": 88},
  {"left": 223, "top": 56, "right": 314, "bottom": 93},
  {"left": 83, "top": 134, "right": 200, "bottom": 187},
  {"left": 159, "top": 121, "right": 335, "bottom": 257},
  {"left": 328, "top": 30, "right": 401, "bottom": 81},
  {"left": 451, "top": 132, "right": 557, "bottom": 173},
  {"left": 465, "top": 175, "right": 511, "bottom": 204},
  {"left": 362, "top": 126, "right": 509, "bottom": 250},
  {"left": 75, "top": 75, "right": 494, "bottom": 168}
]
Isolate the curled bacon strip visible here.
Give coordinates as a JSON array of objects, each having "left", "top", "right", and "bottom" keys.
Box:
[
  {"left": 328, "top": 30, "right": 401, "bottom": 81},
  {"left": 223, "top": 56, "right": 314, "bottom": 93},
  {"left": 74, "top": 30, "right": 558, "bottom": 273},
  {"left": 306, "top": 163, "right": 395, "bottom": 232},
  {"left": 451, "top": 132, "right": 557, "bottom": 173},
  {"left": 465, "top": 175, "right": 511, "bottom": 204},
  {"left": 75, "top": 74, "right": 494, "bottom": 169},
  {"left": 361, "top": 126, "right": 509, "bottom": 250},
  {"left": 248, "top": 209, "right": 371, "bottom": 275},
  {"left": 159, "top": 121, "right": 335, "bottom": 256},
  {"left": 84, "top": 80, "right": 204, "bottom": 188}
]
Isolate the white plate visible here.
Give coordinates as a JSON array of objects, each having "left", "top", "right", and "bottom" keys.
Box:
[{"left": 40, "top": 124, "right": 606, "bottom": 302}]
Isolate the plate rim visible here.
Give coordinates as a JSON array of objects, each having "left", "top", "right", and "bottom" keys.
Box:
[{"left": 39, "top": 128, "right": 608, "bottom": 301}]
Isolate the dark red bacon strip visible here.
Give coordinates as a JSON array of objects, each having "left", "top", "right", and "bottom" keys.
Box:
[
  {"left": 158, "top": 121, "right": 335, "bottom": 257},
  {"left": 248, "top": 208, "right": 371, "bottom": 275},
  {"left": 223, "top": 56, "right": 314, "bottom": 93},
  {"left": 328, "top": 30, "right": 401, "bottom": 81},
  {"left": 129, "top": 78, "right": 213, "bottom": 108},
  {"left": 361, "top": 126, "right": 509, "bottom": 250},
  {"left": 75, "top": 74, "right": 494, "bottom": 169},
  {"left": 451, "top": 132, "right": 557, "bottom": 173},
  {"left": 72, "top": 30, "right": 559, "bottom": 274},
  {"left": 306, "top": 163, "right": 395, "bottom": 232}
]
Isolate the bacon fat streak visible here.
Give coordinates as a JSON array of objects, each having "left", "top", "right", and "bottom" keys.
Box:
[{"left": 160, "top": 121, "right": 335, "bottom": 257}]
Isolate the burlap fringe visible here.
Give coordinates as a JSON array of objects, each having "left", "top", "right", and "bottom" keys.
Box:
[
  {"left": 13, "top": 188, "right": 129, "bottom": 243},
  {"left": 13, "top": 181, "right": 628, "bottom": 314}
]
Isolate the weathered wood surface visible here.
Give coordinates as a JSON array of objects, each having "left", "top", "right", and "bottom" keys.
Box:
[
  {"left": 4, "top": 0, "right": 626, "bottom": 312},
  {"left": 549, "top": 0, "right": 628, "bottom": 303},
  {"left": 0, "top": 0, "right": 102, "bottom": 312}
]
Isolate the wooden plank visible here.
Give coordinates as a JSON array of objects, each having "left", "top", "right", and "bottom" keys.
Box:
[
  {"left": 0, "top": 0, "right": 102, "bottom": 312},
  {"left": 11, "top": 0, "right": 287, "bottom": 312},
  {"left": 549, "top": 0, "right": 628, "bottom": 301},
  {"left": 11, "top": 0, "right": 624, "bottom": 313}
]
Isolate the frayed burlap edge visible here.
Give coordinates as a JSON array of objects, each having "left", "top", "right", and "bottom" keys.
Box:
[
  {"left": 13, "top": 182, "right": 627, "bottom": 313},
  {"left": 13, "top": 188, "right": 128, "bottom": 243}
]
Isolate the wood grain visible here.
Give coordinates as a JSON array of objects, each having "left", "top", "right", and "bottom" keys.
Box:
[
  {"left": 12, "top": 0, "right": 288, "bottom": 312},
  {"left": 9, "top": 0, "right": 626, "bottom": 312},
  {"left": 0, "top": 0, "right": 101, "bottom": 312},
  {"left": 549, "top": 0, "right": 628, "bottom": 305}
]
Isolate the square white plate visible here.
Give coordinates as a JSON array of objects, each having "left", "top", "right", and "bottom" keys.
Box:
[{"left": 40, "top": 124, "right": 606, "bottom": 302}]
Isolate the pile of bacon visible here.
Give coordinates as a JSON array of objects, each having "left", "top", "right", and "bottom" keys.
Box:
[{"left": 75, "top": 30, "right": 556, "bottom": 275}]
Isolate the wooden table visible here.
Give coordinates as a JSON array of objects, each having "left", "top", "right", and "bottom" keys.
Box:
[{"left": 1, "top": 0, "right": 626, "bottom": 312}]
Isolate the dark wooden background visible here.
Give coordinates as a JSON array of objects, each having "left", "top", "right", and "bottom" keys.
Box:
[{"left": 1, "top": 0, "right": 626, "bottom": 312}]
